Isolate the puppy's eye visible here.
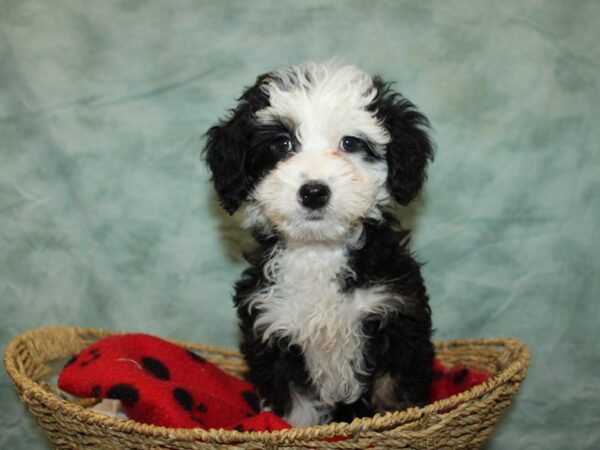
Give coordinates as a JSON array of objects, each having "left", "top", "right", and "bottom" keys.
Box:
[
  {"left": 271, "top": 136, "right": 293, "bottom": 153},
  {"left": 340, "top": 136, "right": 361, "bottom": 152}
]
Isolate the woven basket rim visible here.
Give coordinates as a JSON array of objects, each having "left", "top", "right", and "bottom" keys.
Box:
[{"left": 3, "top": 325, "right": 530, "bottom": 445}]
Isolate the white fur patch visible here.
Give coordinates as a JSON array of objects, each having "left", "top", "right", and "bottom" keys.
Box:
[
  {"left": 257, "top": 61, "right": 390, "bottom": 151},
  {"left": 246, "top": 240, "right": 399, "bottom": 412},
  {"left": 284, "top": 386, "right": 329, "bottom": 427}
]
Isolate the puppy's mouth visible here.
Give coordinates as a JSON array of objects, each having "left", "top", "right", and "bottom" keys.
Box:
[{"left": 305, "top": 210, "right": 326, "bottom": 221}]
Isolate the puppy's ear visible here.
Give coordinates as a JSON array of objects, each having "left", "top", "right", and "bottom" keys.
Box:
[
  {"left": 203, "top": 75, "right": 271, "bottom": 215},
  {"left": 204, "top": 118, "right": 250, "bottom": 215},
  {"left": 371, "top": 77, "right": 434, "bottom": 206}
]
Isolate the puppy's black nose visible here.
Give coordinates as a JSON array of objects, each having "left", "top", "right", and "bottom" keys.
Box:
[{"left": 298, "top": 182, "right": 331, "bottom": 209}]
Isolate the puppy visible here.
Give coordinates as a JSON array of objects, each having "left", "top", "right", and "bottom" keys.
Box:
[{"left": 203, "top": 61, "right": 434, "bottom": 427}]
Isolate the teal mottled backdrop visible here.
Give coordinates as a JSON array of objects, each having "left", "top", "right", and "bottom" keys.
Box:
[{"left": 1, "top": 1, "right": 599, "bottom": 448}]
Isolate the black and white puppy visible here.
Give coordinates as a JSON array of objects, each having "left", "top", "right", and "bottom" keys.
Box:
[{"left": 203, "top": 61, "right": 434, "bottom": 427}]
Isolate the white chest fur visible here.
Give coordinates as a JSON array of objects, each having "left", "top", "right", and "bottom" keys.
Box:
[{"left": 248, "top": 242, "right": 391, "bottom": 406}]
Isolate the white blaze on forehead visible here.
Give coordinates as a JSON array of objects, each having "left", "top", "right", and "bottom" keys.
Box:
[{"left": 255, "top": 61, "right": 390, "bottom": 152}]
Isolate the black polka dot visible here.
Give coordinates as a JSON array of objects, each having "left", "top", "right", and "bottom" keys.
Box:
[
  {"left": 197, "top": 403, "right": 207, "bottom": 413},
  {"left": 187, "top": 349, "right": 207, "bottom": 364},
  {"left": 141, "top": 356, "right": 170, "bottom": 380},
  {"left": 172, "top": 388, "right": 193, "bottom": 412},
  {"left": 91, "top": 385, "right": 101, "bottom": 397},
  {"left": 234, "top": 425, "right": 244, "bottom": 432},
  {"left": 433, "top": 370, "right": 444, "bottom": 381},
  {"left": 242, "top": 391, "right": 260, "bottom": 413},
  {"left": 107, "top": 384, "right": 139, "bottom": 405},
  {"left": 452, "top": 368, "right": 469, "bottom": 385},
  {"left": 64, "top": 355, "right": 77, "bottom": 367}
]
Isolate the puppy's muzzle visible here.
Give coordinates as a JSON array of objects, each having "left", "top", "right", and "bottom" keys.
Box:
[{"left": 298, "top": 182, "right": 331, "bottom": 210}]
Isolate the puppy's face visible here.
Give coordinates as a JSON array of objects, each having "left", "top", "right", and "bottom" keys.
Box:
[{"left": 204, "top": 62, "right": 433, "bottom": 242}]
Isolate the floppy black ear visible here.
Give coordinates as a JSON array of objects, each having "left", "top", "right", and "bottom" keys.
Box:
[
  {"left": 204, "top": 117, "right": 251, "bottom": 215},
  {"left": 203, "top": 75, "right": 271, "bottom": 214},
  {"left": 371, "top": 77, "right": 434, "bottom": 206}
]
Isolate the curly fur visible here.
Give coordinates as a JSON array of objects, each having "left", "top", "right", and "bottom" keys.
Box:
[{"left": 203, "top": 61, "right": 434, "bottom": 427}]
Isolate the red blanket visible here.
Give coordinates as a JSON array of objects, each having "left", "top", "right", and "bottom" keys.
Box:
[{"left": 58, "top": 334, "right": 490, "bottom": 431}]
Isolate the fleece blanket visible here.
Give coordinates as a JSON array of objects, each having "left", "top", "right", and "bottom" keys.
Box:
[
  {"left": 57, "top": 333, "right": 489, "bottom": 431},
  {"left": 1, "top": 2, "right": 599, "bottom": 449}
]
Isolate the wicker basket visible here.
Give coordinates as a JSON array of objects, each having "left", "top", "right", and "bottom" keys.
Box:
[{"left": 4, "top": 326, "right": 529, "bottom": 449}]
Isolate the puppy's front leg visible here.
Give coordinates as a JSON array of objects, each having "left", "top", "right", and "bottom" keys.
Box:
[
  {"left": 371, "top": 306, "right": 434, "bottom": 411},
  {"left": 285, "top": 385, "right": 330, "bottom": 427},
  {"left": 241, "top": 335, "right": 327, "bottom": 426}
]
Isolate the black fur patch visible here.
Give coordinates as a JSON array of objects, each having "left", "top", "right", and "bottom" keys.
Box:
[
  {"left": 333, "top": 397, "right": 374, "bottom": 423},
  {"left": 107, "top": 384, "right": 139, "bottom": 405},
  {"left": 172, "top": 387, "right": 193, "bottom": 412},
  {"left": 343, "top": 214, "right": 420, "bottom": 296},
  {"left": 141, "top": 356, "right": 170, "bottom": 380},
  {"left": 203, "top": 74, "right": 274, "bottom": 214},
  {"left": 369, "top": 77, "right": 434, "bottom": 205},
  {"left": 241, "top": 391, "right": 260, "bottom": 413}
]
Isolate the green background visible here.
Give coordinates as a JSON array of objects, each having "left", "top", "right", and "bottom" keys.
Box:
[{"left": 1, "top": 1, "right": 599, "bottom": 448}]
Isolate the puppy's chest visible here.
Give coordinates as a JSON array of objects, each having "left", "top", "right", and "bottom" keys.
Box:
[
  {"left": 260, "top": 247, "right": 356, "bottom": 337},
  {"left": 253, "top": 245, "right": 387, "bottom": 404}
]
